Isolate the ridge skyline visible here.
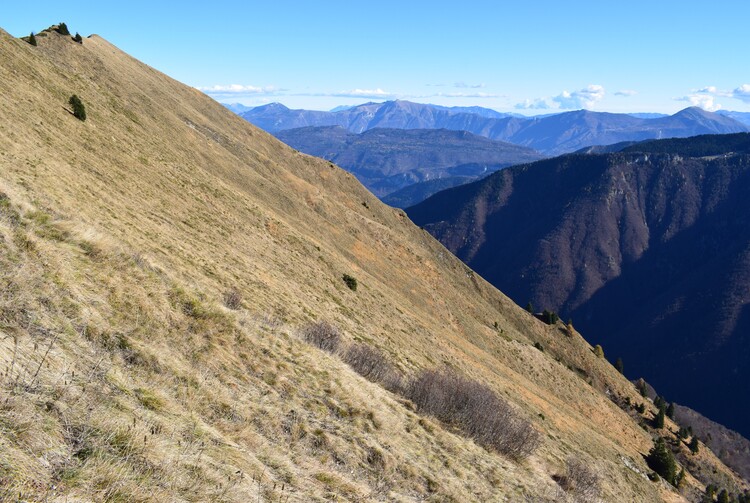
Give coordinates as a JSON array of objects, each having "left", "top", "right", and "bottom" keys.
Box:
[{"left": 4, "top": 1, "right": 750, "bottom": 114}]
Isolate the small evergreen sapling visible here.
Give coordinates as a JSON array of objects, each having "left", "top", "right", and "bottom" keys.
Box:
[
  {"left": 654, "top": 407, "right": 665, "bottom": 429},
  {"left": 689, "top": 436, "right": 699, "bottom": 454},
  {"left": 73, "top": 33, "right": 83, "bottom": 44},
  {"left": 615, "top": 357, "right": 624, "bottom": 374},
  {"left": 28, "top": 32, "right": 37, "bottom": 46},
  {"left": 57, "top": 23, "right": 70, "bottom": 36},
  {"left": 666, "top": 402, "right": 675, "bottom": 419},
  {"left": 69, "top": 95, "right": 87, "bottom": 121},
  {"left": 342, "top": 273, "right": 357, "bottom": 291}
]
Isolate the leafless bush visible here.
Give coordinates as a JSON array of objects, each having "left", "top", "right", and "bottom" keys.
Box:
[
  {"left": 300, "top": 321, "right": 342, "bottom": 353},
  {"left": 342, "top": 343, "right": 402, "bottom": 392},
  {"left": 404, "top": 369, "right": 540, "bottom": 460},
  {"left": 222, "top": 288, "right": 243, "bottom": 310},
  {"left": 555, "top": 456, "right": 601, "bottom": 502}
]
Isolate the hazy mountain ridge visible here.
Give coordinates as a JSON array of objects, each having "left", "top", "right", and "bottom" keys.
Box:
[
  {"left": 275, "top": 126, "right": 543, "bottom": 198},
  {"left": 241, "top": 100, "right": 749, "bottom": 155},
  {"left": 1, "top": 25, "right": 747, "bottom": 502},
  {"left": 407, "top": 133, "right": 750, "bottom": 441}
]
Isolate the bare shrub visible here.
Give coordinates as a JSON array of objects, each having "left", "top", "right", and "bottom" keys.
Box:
[
  {"left": 342, "top": 343, "right": 402, "bottom": 392},
  {"left": 300, "top": 321, "right": 342, "bottom": 353},
  {"left": 555, "top": 456, "right": 601, "bottom": 502},
  {"left": 404, "top": 369, "right": 540, "bottom": 460},
  {"left": 222, "top": 288, "right": 243, "bottom": 310}
]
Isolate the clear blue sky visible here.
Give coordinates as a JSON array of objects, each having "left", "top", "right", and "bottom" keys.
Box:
[{"left": 3, "top": 1, "right": 750, "bottom": 114}]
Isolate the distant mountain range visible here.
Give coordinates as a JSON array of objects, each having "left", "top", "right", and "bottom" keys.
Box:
[
  {"left": 407, "top": 132, "right": 750, "bottom": 439},
  {"left": 222, "top": 102, "right": 255, "bottom": 114},
  {"left": 275, "top": 126, "right": 542, "bottom": 201},
  {"left": 718, "top": 110, "right": 750, "bottom": 126},
  {"left": 240, "top": 100, "right": 749, "bottom": 155}
]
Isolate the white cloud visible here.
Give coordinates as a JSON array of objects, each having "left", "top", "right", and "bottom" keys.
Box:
[
  {"left": 514, "top": 98, "right": 551, "bottom": 110},
  {"left": 431, "top": 91, "right": 499, "bottom": 98},
  {"left": 197, "top": 84, "right": 279, "bottom": 94},
  {"left": 552, "top": 84, "right": 605, "bottom": 109},
  {"left": 332, "top": 88, "right": 398, "bottom": 99},
  {"left": 615, "top": 89, "right": 637, "bottom": 97},
  {"left": 733, "top": 84, "right": 750, "bottom": 103},
  {"left": 675, "top": 94, "right": 721, "bottom": 112},
  {"left": 696, "top": 86, "right": 718, "bottom": 94},
  {"left": 454, "top": 82, "right": 486, "bottom": 89}
]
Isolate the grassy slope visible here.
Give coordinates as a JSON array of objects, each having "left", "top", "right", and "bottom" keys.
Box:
[{"left": 0, "top": 27, "right": 744, "bottom": 502}]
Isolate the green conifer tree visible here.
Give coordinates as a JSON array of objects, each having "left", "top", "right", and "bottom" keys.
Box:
[
  {"left": 646, "top": 437, "right": 677, "bottom": 485},
  {"left": 615, "top": 357, "right": 624, "bottom": 374},
  {"left": 654, "top": 407, "right": 665, "bottom": 429},
  {"left": 689, "top": 436, "right": 699, "bottom": 454},
  {"left": 666, "top": 402, "right": 675, "bottom": 419},
  {"left": 57, "top": 23, "right": 70, "bottom": 36},
  {"left": 636, "top": 378, "right": 648, "bottom": 397},
  {"left": 28, "top": 32, "right": 37, "bottom": 46}
]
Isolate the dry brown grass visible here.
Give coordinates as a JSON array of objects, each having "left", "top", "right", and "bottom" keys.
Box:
[{"left": 0, "top": 25, "right": 745, "bottom": 502}]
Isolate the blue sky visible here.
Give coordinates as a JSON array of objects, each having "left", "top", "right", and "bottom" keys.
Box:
[{"left": 3, "top": 1, "right": 750, "bottom": 114}]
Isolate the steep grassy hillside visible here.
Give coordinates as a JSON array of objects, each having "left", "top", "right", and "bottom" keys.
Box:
[{"left": 0, "top": 26, "right": 746, "bottom": 502}]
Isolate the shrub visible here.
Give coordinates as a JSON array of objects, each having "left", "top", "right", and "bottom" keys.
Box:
[
  {"left": 342, "top": 343, "right": 402, "bottom": 391},
  {"left": 593, "top": 344, "right": 604, "bottom": 358},
  {"left": 57, "top": 23, "right": 70, "bottom": 36},
  {"left": 525, "top": 302, "right": 534, "bottom": 313},
  {"left": 556, "top": 457, "right": 600, "bottom": 502},
  {"left": 222, "top": 288, "right": 242, "bottom": 310},
  {"left": 301, "top": 321, "right": 341, "bottom": 353},
  {"left": 342, "top": 273, "right": 357, "bottom": 291},
  {"left": 73, "top": 33, "right": 83, "bottom": 44},
  {"left": 676, "top": 468, "right": 685, "bottom": 488},
  {"left": 646, "top": 437, "right": 677, "bottom": 485},
  {"left": 635, "top": 402, "right": 646, "bottom": 414},
  {"left": 533, "top": 342, "right": 544, "bottom": 352},
  {"left": 28, "top": 32, "right": 37, "bottom": 46},
  {"left": 404, "top": 369, "right": 540, "bottom": 460},
  {"left": 69, "top": 94, "right": 87, "bottom": 121}
]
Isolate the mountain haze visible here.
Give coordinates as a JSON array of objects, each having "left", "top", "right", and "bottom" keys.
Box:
[
  {"left": 241, "top": 100, "right": 749, "bottom": 155},
  {"left": 275, "top": 126, "right": 543, "bottom": 199},
  {"left": 408, "top": 133, "right": 750, "bottom": 440},
  {"left": 0, "top": 26, "right": 747, "bottom": 502}
]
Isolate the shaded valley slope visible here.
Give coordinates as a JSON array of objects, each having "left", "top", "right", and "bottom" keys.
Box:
[
  {"left": 275, "top": 126, "right": 543, "bottom": 200},
  {"left": 408, "top": 133, "right": 750, "bottom": 440}
]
